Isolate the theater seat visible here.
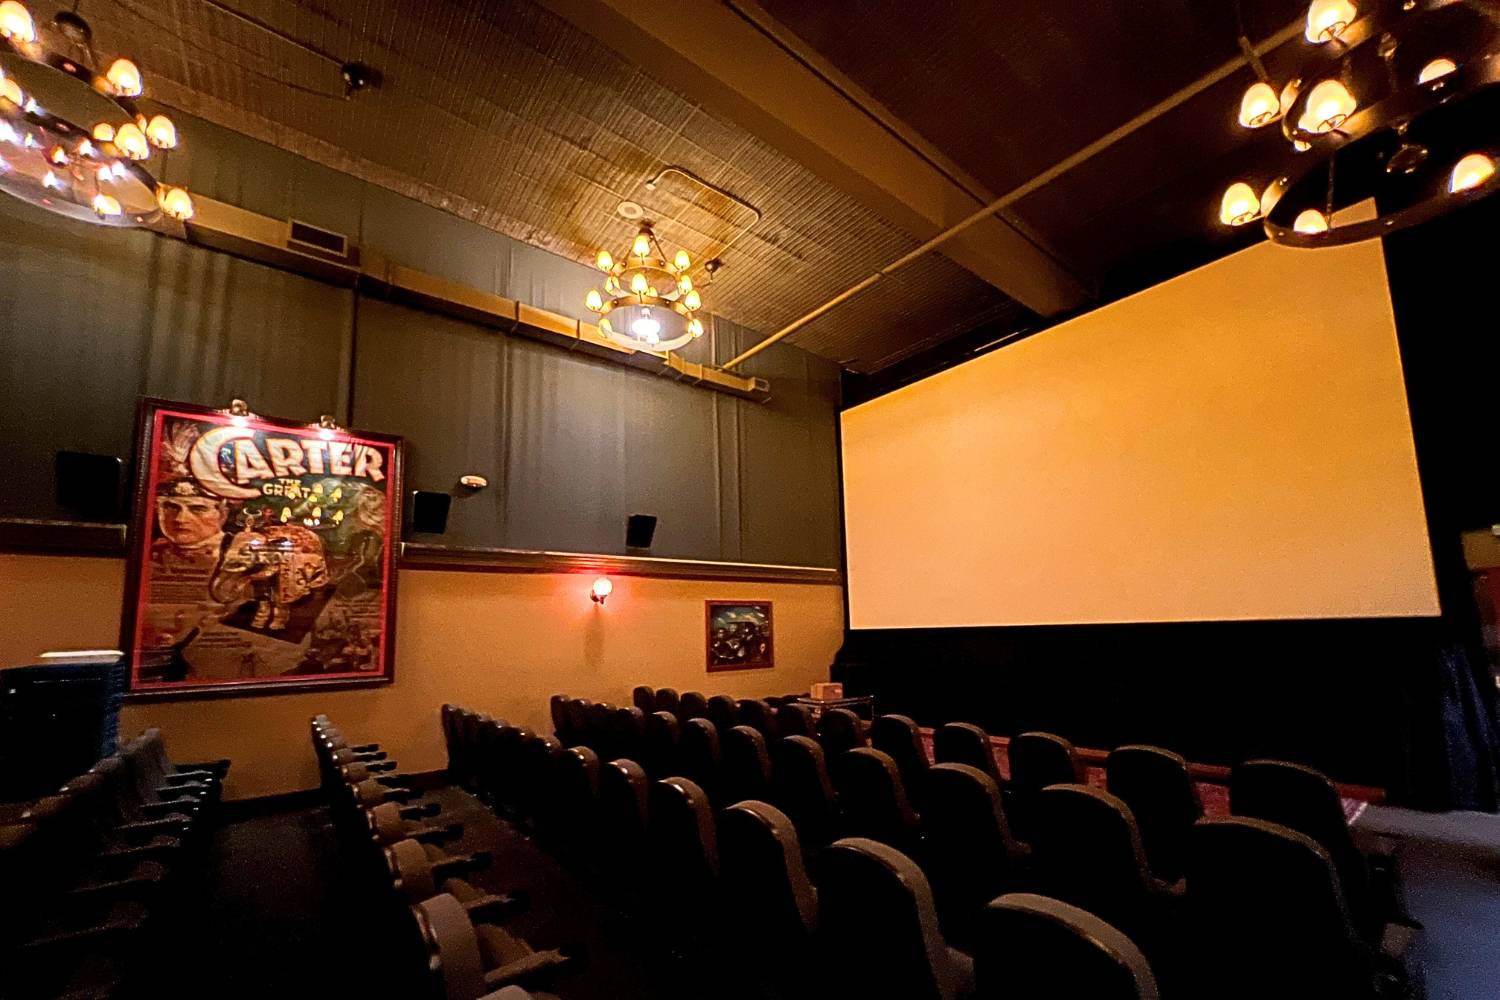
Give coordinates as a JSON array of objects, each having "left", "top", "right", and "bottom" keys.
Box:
[
  {"left": 609, "top": 706, "right": 646, "bottom": 764},
  {"left": 680, "top": 691, "right": 710, "bottom": 721},
  {"left": 551, "top": 747, "right": 601, "bottom": 858},
  {"left": 562, "top": 699, "right": 590, "bottom": 749},
  {"left": 834, "top": 747, "right": 923, "bottom": 856},
  {"left": 719, "top": 800, "right": 817, "bottom": 977},
  {"left": 1030, "top": 784, "right": 1181, "bottom": 957},
  {"left": 932, "top": 722, "right": 1005, "bottom": 789},
  {"left": 872, "top": 714, "right": 931, "bottom": 808},
  {"left": 707, "top": 694, "right": 740, "bottom": 736},
  {"left": 736, "top": 698, "right": 779, "bottom": 741},
  {"left": 817, "top": 707, "right": 865, "bottom": 758},
  {"left": 409, "top": 892, "right": 577, "bottom": 1000},
  {"left": 385, "top": 836, "right": 495, "bottom": 904},
  {"left": 772, "top": 735, "right": 839, "bottom": 854},
  {"left": 975, "top": 893, "right": 1159, "bottom": 999},
  {"left": 654, "top": 687, "right": 682, "bottom": 721},
  {"left": 599, "top": 758, "right": 651, "bottom": 866},
  {"left": 632, "top": 685, "right": 656, "bottom": 714},
  {"left": 921, "top": 763, "right": 1028, "bottom": 945},
  {"left": 1005, "top": 732, "right": 1084, "bottom": 843},
  {"left": 679, "top": 718, "right": 723, "bottom": 802},
  {"left": 583, "top": 702, "right": 615, "bottom": 758},
  {"left": 816, "top": 837, "right": 974, "bottom": 1000},
  {"left": 1188, "top": 817, "right": 1414, "bottom": 1000},
  {"left": 548, "top": 695, "right": 571, "bottom": 746},
  {"left": 1106, "top": 745, "right": 1203, "bottom": 883},
  {"left": 517, "top": 735, "right": 564, "bottom": 834},
  {"left": 649, "top": 777, "right": 720, "bottom": 942},
  {"left": 642, "top": 711, "right": 681, "bottom": 779},
  {"left": 1230, "top": 759, "right": 1390, "bottom": 940},
  {"left": 776, "top": 702, "right": 817, "bottom": 739},
  {"left": 722, "top": 725, "right": 774, "bottom": 806}
]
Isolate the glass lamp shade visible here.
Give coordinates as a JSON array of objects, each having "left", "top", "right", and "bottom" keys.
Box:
[
  {"left": 1418, "top": 58, "right": 1457, "bottom": 85},
  {"left": 1238, "top": 82, "right": 1281, "bottom": 128},
  {"left": 105, "top": 59, "right": 143, "bottom": 98},
  {"left": 1219, "top": 182, "right": 1261, "bottom": 225},
  {"left": 1298, "top": 79, "right": 1356, "bottom": 133},
  {"left": 1305, "top": 0, "right": 1356, "bottom": 43},
  {"left": 597, "top": 301, "right": 696, "bottom": 352},
  {"left": 1293, "top": 209, "right": 1329, "bottom": 233},
  {"left": 1450, "top": 153, "right": 1496, "bottom": 193},
  {"left": 0, "top": 1, "right": 35, "bottom": 42}
]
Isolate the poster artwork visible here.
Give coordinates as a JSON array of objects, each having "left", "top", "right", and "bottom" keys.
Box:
[{"left": 122, "top": 399, "right": 403, "bottom": 695}]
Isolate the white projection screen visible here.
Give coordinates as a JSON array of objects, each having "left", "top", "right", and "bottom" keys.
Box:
[{"left": 841, "top": 238, "right": 1440, "bottom": 629}]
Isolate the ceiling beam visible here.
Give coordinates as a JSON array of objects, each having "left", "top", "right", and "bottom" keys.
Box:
[{"left": 536, "top": 0, "right": 1090, "bottom": 317}]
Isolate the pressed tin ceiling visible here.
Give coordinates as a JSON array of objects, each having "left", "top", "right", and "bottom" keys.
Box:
[{"left": 66, "top": 0, "right": 1018, "bottom": 373}]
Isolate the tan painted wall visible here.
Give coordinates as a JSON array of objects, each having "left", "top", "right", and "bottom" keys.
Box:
[{"left": 0, "top": 554, "right": 843, "bottom": 799}]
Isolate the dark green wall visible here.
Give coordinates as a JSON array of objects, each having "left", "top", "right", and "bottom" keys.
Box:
[{"left": 0, "top": 112, "right": 841, "bottom": 567}]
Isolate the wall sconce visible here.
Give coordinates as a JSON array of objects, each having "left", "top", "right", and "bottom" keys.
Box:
[{"left": 589, "top": 576, "right": 613, "bottom": 605}]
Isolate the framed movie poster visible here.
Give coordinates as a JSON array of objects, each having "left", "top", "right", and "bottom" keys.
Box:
[
  {"left": 706, "top": 601, "right": 774, "bottom": 672},
  {"left": 121, "top": 398, "right": 403, "bottom": 697}
]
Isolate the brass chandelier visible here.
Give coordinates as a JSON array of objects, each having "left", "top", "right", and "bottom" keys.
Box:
[
  {"left": 1218, "top": 0, "right": 1498, "bottom": 246},
  {"left": 0, "top": 0, "right": 193, "bottom": 227},
  {"left": 585, "top": 222, "right": 704, "bottom": 352}
]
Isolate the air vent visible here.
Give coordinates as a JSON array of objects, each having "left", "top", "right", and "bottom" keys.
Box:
[{"left": 286, "top": 219, "right": 350, "bottom": 261}]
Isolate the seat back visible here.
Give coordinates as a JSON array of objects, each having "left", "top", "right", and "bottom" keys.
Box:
[
  {"left": 1032, "top": 784, "right": 1158, "bottom": 935},
  {"left": 707, "top": 694, "right": 739, "bottom": 735},
  {"left": 736, "top": 698, "right": 779, "bottom": 741},
  {"left": 772, "top": 735, "right": 839, "bottom": 852},
  {"left": 1106, "top": 745, "right": 1202, "bottom": 882},
  {"left": 680, "top": 691, "right": 710, "bottom": 721},
  {"left": 642, "top": 711, "right": 682, "bottom": 779},
  {"left": 553, "top": 746, "right": 601, "bottom": 845},
  {"left": 548, "top": 694, "right": 570, "bottom": 744},
  {"left": 600, "top": 758, "right": 651, "bottom": 866},
  {"left": 1229, "top": 759, "right": 1371, "bottom": 930},
  {"left": 872, "top": 714, "right": 931, "bottom": 807},
  {"left": 517, "top": 734, "right": 563, "bottom": 830},
  {"left": 922, "top": 763, "right": 1024, "bottom": 941},
  {"left": 1007, "top": 731, "right": 1082, "bottom": 841},
  {"left": 679, "top": 718, "right": 723, "bottom": 800},
  {"left": 932, "top": 722, "right": 1004, "bottom": 787},
  {"left": 835, "top": 747, "right": 922, "bottom": 854},
  {"left": 776, "top": 702, "right": 816, "bottom": 738},
  {"left": 632, "top": 685, "right": 656, "bottom": 714},
  {"left": 816, "top": 837, "right": 972, "bottom": 1000},
  {"left": 561, "top": 698, "right": 590, "bottom": 748},
  {"left": 720, "top": 801, "right": 818, "bottom": 954},
  {"left": 584, "top": 702, "right": 616, "bottom": 757},
  {"left": 655, "top": 687, "right": 682, "bottom": 721},
  {"left": 650, "top": 776, "right": 719, "bottom": 890},
  {"left": 722, "top": 725, "right": 774, "bottom": 806},
  {"left": 1188, "top": 817, "right": 1368, "bottom": 995},
  {"left": 817, "top": 707, "right": 865, "bottom": 757},
  {"left": 611, "top": 705, "right": 647, "bottom": 764},
  {"left": 975, "top": 893, "right": 1159, "bottom": 999}
]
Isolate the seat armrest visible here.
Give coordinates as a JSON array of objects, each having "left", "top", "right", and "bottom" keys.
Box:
[
  {"left": 481, "top": 946, "right": 583, "bottom": 990},
  {"left": 120, "top": 817, "right": 192, "bottom": 835},
  {"left": 21, "top": 912, "right": 146, "bottom": 954},
  {"left": 69, "top": 869, "right": 165, "bottom": 899},
  {"left": 461, "top": 891, "right": 531, "bottom": 924},
  {"left": 141, "top": 801, "right": 196, "bottom": 819},
  {"left": 102, "top": 840, "right": 182, "bottom": 861},
  {"left": 178, "top": 758, "right": 232, "bottom": 776},
  {"left": 155, "top": 782, "right": 211, "bottom": 798},
  {"left": 163, "top": 772, "right": 218, "bottom": 785}
]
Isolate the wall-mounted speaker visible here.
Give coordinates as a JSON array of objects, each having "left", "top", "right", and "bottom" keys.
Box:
[
  {"left": 626, "top": 513, "right": 657, "bottom": 553},
  {"left": 55, "top": 451, "right": 122, "bottom": 520},
  {"left": 411, "top": 490, "right": 453, "bottom": 535}
]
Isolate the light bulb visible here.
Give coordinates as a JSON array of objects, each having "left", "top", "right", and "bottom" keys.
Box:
[
  {"left": 1293, "top": 139, "right": 1311, "bottom": 152},
  {"left": 688, "top": 318, "right": 704, "bottom": 338},
  {"left": 595, "top": 249, "right": 613, "bottom": 271},
  {"left": 1305, "top": 0, "right": 1356, "bottom": 43},
  {"left": 47, "top": 144, "right": 67, "bottom": 165},
  {"left": 0, "top": 76, "right": 21, "bottom": 105},
  {"left": 1238, "top": 82, "right": 1280, "bottom": 128},
  {"left": 77, "top": 139, "right": 93, "bottom": 157},
  {"left": 632, "top": 232, "right": 651, "bottom": 257},
  {"left": 590, "top": 576, "right": 613, "bottom": 604},
  {"left": 92, "top": 192, "right": 121, "bottom": 216},
  {"left": 673, "top": 249, "right": 691, "bottom": 271},
  {"left": 1293, "top": 209, "right": 1329, "bottom": 234},
  {"left": 0, "top": 1, "right": 35, "bottom": 42},
  {"left": 159, "top": 186, "right": 194, "bottom": 221},
  {"left": 598, "top": 317, "right": 613, "bottom": 335},
  {"left": 604, "top": 275, "right": 620, "bottom": 293},
  {"left": 111, "top": 160, "right": 127, "bottom": 180},
  {"left": 647, "top": 285, "right": 658, "bottom": 298},
  {"left": 145, "top": 114, "right": 177, "bottom": 149},
  {"left": 1450, "top": 153, "right": 1496, "bottom": 193},
  {"left": 97, "top": 164, "right": 113, "bottom": 183},
  {"left": 114, "top": 122, "right": 149, "bottom": 160},
  {"left": 631, "top": 310, "right": 661, "bottom": 340},
  {"left": 1298, "top": 79, "right": 1356, "bottom": 133},
  {"left": 682, "top": 289, "right": 701, "bottom": 311},
  {"left": 106, "top": 58, "right": 143, "bottom": 97},
  {"left": 92, "top": 122, "right": 115, "bottom": 142},
  {"left": 677, "top": 275, "right": 693, "bottom": 294},
  {"left": 585, "top": 288, "right": 603, "bottom": 312},
  {"left": 629, "top": 272, "right": 648, "bottom": 295},
  {"left": 42, "top": 169, "right": 61, "bottom": 190},
  {"left": 1418, "top": 58, "right": 1456, "bottom": 85},
  {"left": 1219, "top": 182, "right": 1260, "bottom": 226}
]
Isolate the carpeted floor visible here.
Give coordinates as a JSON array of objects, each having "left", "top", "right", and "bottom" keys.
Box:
[{"left": 181, "top": 789, "right": 1500, "bottom": 999}]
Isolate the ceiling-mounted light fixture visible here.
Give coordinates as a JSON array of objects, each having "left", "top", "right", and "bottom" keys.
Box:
[
  {"left": 584, "top": 222, "right": 705, "bottom": 352},
  {"left": 0, "top": 2, "right": 194, "bottom": 229},
  {"left": 1218, "top": 0, "right": 1500, "bottom": 247}
]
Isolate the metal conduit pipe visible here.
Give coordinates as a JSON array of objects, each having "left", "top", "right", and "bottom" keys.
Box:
[{"left": 720, "top": 17, "right": 1305, "bottom": 371}]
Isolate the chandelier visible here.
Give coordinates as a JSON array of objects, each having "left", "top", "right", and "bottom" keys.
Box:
[
  {"left": 0, "top": 0, "right": 193, "bottom": 227},
  {"left": 1217, "top": 0, "right": 1498, "bottom": 246},
  {"left": 584, "top": 222, "right": 704, "bottom": 352}
]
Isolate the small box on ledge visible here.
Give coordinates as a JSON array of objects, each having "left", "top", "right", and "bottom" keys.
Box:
[{"left": 810, "top": 682, "right": 843, "bottom": 701}]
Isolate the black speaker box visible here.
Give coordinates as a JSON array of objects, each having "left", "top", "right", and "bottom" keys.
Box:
[
  {"left": 626, "top": 513, "right": 657, "bottom": 551},
  {"left": 410, "top": 490, "right": 452, "bottom": 534},
  {"left": 54, "top": 451, "right": 123, "bottom": 520}
]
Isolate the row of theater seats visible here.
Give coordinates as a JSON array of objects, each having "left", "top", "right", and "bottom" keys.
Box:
[
  {"left": 443, "top": 702, "right": 1160, "bottom": 999},
  {"left": 534, "top": 689, "right": 1417, "bottom": 999},
  {"left": 0, "top": 730, "right": 228, "bottom": 999},
  {"left": 310, "top": 714, "right": 580, "bottom": 1000}
]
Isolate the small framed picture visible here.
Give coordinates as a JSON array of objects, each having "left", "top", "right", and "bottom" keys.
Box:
[{"left": 705, "top": 601, "right": 774, "bottom": 672}]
